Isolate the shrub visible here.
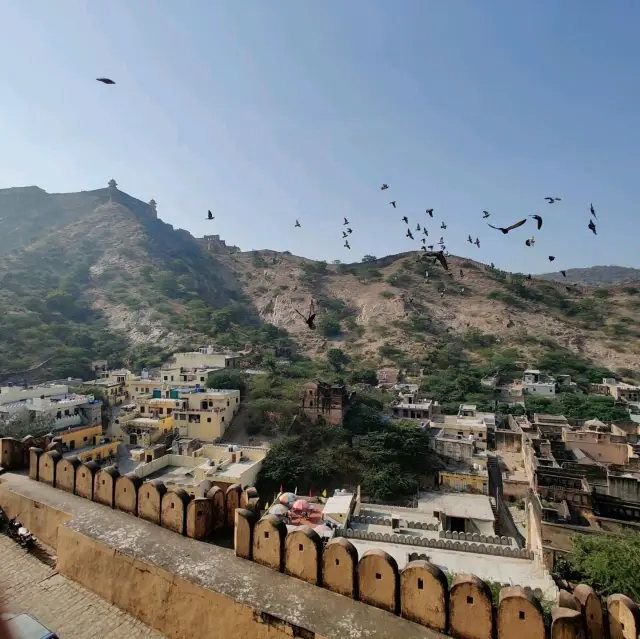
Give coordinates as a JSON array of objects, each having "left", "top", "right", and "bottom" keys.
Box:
[{"left": 379, "top": 290, "right": 395, "bottom": 299}]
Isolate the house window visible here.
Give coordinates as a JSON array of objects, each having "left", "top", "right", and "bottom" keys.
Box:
[
  {"left": 221, "top": 417, "right": 225, "bottom": 423},
  {"left": 207, "top": 418, "right": 211, "bottom": 423},
  {"left": 163, "top": 376, "right": 168, "bottom": 381}
]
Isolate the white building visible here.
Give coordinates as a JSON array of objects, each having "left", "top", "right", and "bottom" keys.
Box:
[
  {"left": 520, "top": 369, "right": 556, "bottom": 396},
  {"left": 163, "top": 345, "right": 240, "bottom": 371}
]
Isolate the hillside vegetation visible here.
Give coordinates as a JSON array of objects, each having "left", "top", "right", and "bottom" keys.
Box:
[{"left": 1, "top": 184, "right": 640, "bottom": 380}]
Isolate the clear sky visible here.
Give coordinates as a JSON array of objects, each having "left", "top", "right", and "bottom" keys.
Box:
[{"left": 0, "top": 1, "right": 638, "bottom": 274}]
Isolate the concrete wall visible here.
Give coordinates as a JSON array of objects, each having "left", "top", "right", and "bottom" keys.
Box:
[{"left": 235, "top": 510, "right": 639, "bottom": 638}]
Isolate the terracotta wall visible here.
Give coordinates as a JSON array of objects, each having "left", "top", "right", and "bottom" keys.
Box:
[
  {"left": 235, "top": 509, "right": 640, "bottom": 639},
  {"left": 26, "top": 448, "right": 259, "bottom": 541}
]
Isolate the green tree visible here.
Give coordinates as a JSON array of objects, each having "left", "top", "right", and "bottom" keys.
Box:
[
  {"left": 206, "top": 369, "right": 248, "bottom": 396},
  {"left": 327, "top": 348, "right": 350, "bottom": 371},
  {"left": 555, "top": 533, "right": 640, "bottom": 600},
  {"left": 0, "top": 412, "right": 55, "bottom": 439},
  {"left": 361, "top": 255, "right": 377, "bottom": 263},
  {"left": 318, "top": 314, "right": 341, "bottom": 337}
]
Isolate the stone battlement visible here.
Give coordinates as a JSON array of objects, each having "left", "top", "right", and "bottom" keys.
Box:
[{"left": 235, "top": 509, "right": 639, "bottom": 638}]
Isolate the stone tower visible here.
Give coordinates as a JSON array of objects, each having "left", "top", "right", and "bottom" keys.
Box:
[
  {"left": 107, "top": 179, "right": 118, "bottom": 201},
  {"left": 148, "top": 199, "right": 158, "bottom": 219}
]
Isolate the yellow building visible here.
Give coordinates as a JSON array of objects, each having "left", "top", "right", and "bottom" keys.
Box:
[
  {"left": 57, "top": 424, "right": 102, "bottom": 451},
  {"left": 134, "top": 388, "right": 239, "bottom": 442},
  {"left": 120, "top": 415, "right": 175, "bottom": 447},
  {"left": 439, "top": 469, "right": 489, "bottom": 494},
  {"left": 73, "top": 440, "right": 118, "bottom": 463},
  {"left": 83, "top": 369, "right": 133, "bottom": 406}
]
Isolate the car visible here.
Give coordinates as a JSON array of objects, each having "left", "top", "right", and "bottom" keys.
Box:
[{"left": 0, "top": 612, "right": 58, "bottom": 639}]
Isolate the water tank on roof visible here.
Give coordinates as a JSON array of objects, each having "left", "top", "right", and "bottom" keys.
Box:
[
  {"left": 141, "top": 368, "right": 149, "bottom": 379},
  {"left": 169, "top": 389, "right": 179, "bottom": 399},
  {"left": 195, "top": 384, "right": 200, "bottom": 390},
  {"left": 152, "top": 389, "right": 161, "bottom": 399}
]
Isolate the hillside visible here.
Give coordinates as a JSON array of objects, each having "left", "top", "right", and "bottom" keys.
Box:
[
  {"left": 2, "top": 183, "right": 640, "bottom": 381},
  {"left": 218, "top": 250, "right": 640, "bottom": 373},
  {"left": 539, "top": 265, "right": 640, "bottom": 286},
  {"left": 0, "top": 183, "right": 267, "bottom": 380}
]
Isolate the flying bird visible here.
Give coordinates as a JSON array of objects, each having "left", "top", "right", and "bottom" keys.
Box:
[
  {"left": 487, "top": 218, "right": 527, "bottom": 234},
  {"left": 421, "top": 245, "right": 427, "bottom": 251},
  {"left": 545, "top": 197, "right": 561, "bottom": 203},
  {"left": 588, "top": 219, "right": 597, "bottom": 235},
  {"left": 438, "top": 237, "right": 444, "bottom": 245},
  {"left": 525, "top": 238, "right": 533, "bottom": 247},
  {"left": 475, "top": 238, "right": 480, "bottom": 248},
  {"left": 416, "top": 223, "right": 421, "bottom": 231},
  {"left": 467, "top": 235, "right": 473, "bottom": 244},
  {"left": 441, "top": 222, "right": 447, "bottom": 230},
  {"left": 423, "top": 228, "right": 429, "bottom": 236},
  {"left": 548, "top": 256, "right": 555, "bottom": 262},
  {"left": 426, "top": 250, "right": 449, "bottom": 271},
  {"left": 482, "top": 211, "right": 490, "bottom": 219},
  {"left": 390, "top": 201, "right": 397, "bottom": 208},
  {"left": 428, "top": 245, "right": 434, "bottom": 250},
  {"left": 402, "top": 216, "right": 409, "bottom": 224},
  {"left": 406, "top": 229, "right": 414, "bottom": 240},
  {"left": 295, "top": 299, "right": 317, "bottom": 330},
  {"left": 381, "top": 184, "right": 389, "bottom": 190},
  {"left": 342, "top": 231, "right": 348, "bottom": 239},
  {"left": 96, "top": 77, "right": 115, "bottom": 85},
  {"left": 426, "top": 208, "right": 434, "bottom": 217},
  {"left": 347, "top": 228, "right": 353, "bottom": 234},
  {"left": 343, "top": 217, "right": 349, "bottom": 225},
  {"left": 421, "top": 238, "right": 426, "bottom": 244},
  {"left": 590, "top": 203, "right": 596, "bottom": 218},
  {"left": 529, "top": 215, "right": 543, "bottom": 230},
  {"left": 344, "top": 240, "right": 351, "bottom": 249},
  {"left": 561, "top": 270, "right": 567, "bottom": 278},
  {"left": 207, "top": 210, "right": 214, "bottom": 220},
  {"left": 295, "top": 219, "right": 301, "bottom": 228}
]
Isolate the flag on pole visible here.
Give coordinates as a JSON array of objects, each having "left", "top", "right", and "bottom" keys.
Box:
[
  {"left": 322, "top": 488, "right": 327, "bottom": 498},
  {"left": 264, "top": 502, "right": 269, "bottom": 510}
]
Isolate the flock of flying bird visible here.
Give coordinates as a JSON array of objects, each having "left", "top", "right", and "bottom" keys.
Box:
[{"left": 96, "top": 76, "right": 601, "bottom": 332}]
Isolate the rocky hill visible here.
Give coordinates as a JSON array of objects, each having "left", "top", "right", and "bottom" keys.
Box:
[
  {"left": 2, "top": 184, "right": 640, "bottom": 379},
  {"left": 539, "top": 265, "right": 640, "bottom": 286}
]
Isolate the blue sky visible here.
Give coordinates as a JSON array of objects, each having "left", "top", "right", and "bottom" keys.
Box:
[{"left": 0, "top": 1, "right": 638, "bottom": 274}]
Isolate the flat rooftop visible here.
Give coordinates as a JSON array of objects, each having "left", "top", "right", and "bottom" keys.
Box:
[
  {"left": 417, "top": 492, "right": 495, "bottom": 522},
  {"left": 346, "top": 538, "right": 556, "bottom": 598}
]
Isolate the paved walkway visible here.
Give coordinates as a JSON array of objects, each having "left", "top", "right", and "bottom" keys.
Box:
[{"left": 0, "top": 535, "right": 166, "bottom": 639}]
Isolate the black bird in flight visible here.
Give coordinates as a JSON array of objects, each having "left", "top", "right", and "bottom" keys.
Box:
[
  {"left": 561, "top": 270, "right": 567, "bottom": 278},
  {"left": 406, "top": 229, "right": 414, "bottom": 240},
  {"left": 426, "top": 208, "right": 434, "bottom": 217},
  {"left": 343, "top": 217, "right": 349, "bottom": 225},
  {"left": 525, "top": 238, "right": 533, "bottom": 247},
  {"left": 295, "top": 299, "right": 316, "bottom": 330},
  {"left": 421, "top": 245, "right": 427, "bottom": 251},
  {"left": 482, "top": 211, "right": 490, "bottom": 219},
  {"left": 390, "top": 201, "right": 397, "bottom": 208},
  {"left": 545, "top": 197, "right": 561, "bottom": 203},
  {"left": 427, "top": 244, "right": 434, "bottom": 250},
  {"left": 342, "top": 231, "right": 348, "bottom": 239},
  {"left": 295, "top": 219, "right": 301, "bottom": 228},
  {"left": 529, "top": 215, "right": 543, "bottom": 230},
  {"left": 402, "top": 216, "right": 409, "bottom": 224},
  {"left": 97, "top": 77, "right": 115, "bottom": 85},
  {"left": 588, "top": 219, "right": 597, "bottom": 235},
  {"left": 423, "top": 228, "right": 429, "bottom": 236},
  {"left": 590, "top": 203, "right": 596, "bottom": 219},
  {"left": 487, "top": 218, "right": 527, "bottom": 234},
  {"left": 548, "top": 255, "right": 555, "bottom": 262},
  {"left": 421, "top": 238, "right": 426, "bottom": 244},
  {"left": 438, "top": 237, "right": 445, "bottom": 245},
  {"left": 441, "top": 222, "right": 447, "bottom": 230},
  {"left": 475, "top": 238, "right": 480, "bottom": 248},
  {"left": 381, "top": 184, "right": 389, "bottom": 190},
  {"left": 344, "top": 240, "right": 351, "bottom": 249},
  {"left": 207, "top": 210, "right": 214, "bottom": 220},
  {"left": 467, "top": 235, "right": 473, "bottom": 244},
  {"left": 423, "top": 250, "right": 449, "bottom": 271},
  {"left": 416, "top": 223, "right": 421, "bottom": 231},
  {"left": 347, "top": 227, "right": 353, "bottom": 234}
]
